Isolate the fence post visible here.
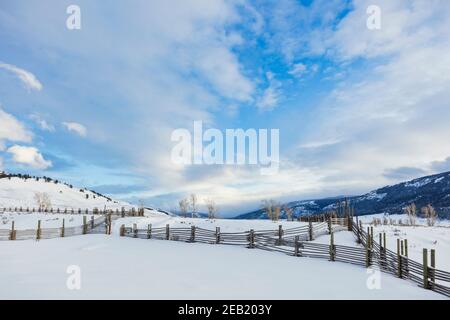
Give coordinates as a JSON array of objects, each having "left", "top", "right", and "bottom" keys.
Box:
[
  {"left": 397, "top": 239, "right": 402, "bottom": 278},
  {"left": 119, "top": 224, "right": 125, "bottom": 236},
  {"left": 83, "top": 216, "right": 87, "bottom": 234},
  {"left": 36, "top": 220, "right": 41, "bottom": 240},
  {"left": 61, "top": 219, "right": 65, "bottom": 237},
  {"left": 294, "top": 235, "right": 300, "bottom": 257},
  {"left": 379, "top": 233, "right": 382, "bottom": 249},
  {"left": 423, "top": 248, "right": 429, "bottom": 289},
  {"left": 430, "top": 249, "right": 435, "bottom": 289},
  {"left": 108, "top": 214, "right": 112, "bottom": 235},
  {"left": 347, "top": 215, "right": 352, "bottom": 231},
  {"left": 327, "top": 216, "right": 332, "bottom": 234},
  {"left": 91, "top": 216, "right": 94, "bottom": 229},
  {"left": 383, "top": 232, "right": 386, "bottom": 250},
  {"left": 308, "top": 219, "right": 313, "bottom": 241},
  {"left": 278, "top": 225, "right": 283, "bottom": 245},
  {"left": 215, "top": 227, "right": 220, "bottom": 244},
  {"left": 10, "top": 221, "right": 16, "bottom": 240},
  {"left": 370, "top": 226, "right": 374, "bottom": 249},
  {"left": 190, "top": 226, "right": 196, "bottom": 242},
  {"left": 147, "top": 224, "right": 152, "bottom": 239},
  {"left": 133, "top": 223, "right": 138, "bottom": 238},
  {"left": 365, "top": 233, "right": 371, "bottom": 268},
  {"left": 330, "top": 232, "right": 335, "bottom": 261},
  {"left": 166, "top": 224, "right": 170, "bottom": 240},
  {"left": 249, "top": 229, "right": 255, "bottom": 248}
]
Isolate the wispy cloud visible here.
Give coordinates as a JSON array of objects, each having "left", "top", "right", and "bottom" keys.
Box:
[
  {"left": 30, "top": 114, "right": 55, "bottom": 132},
  {"left": 0, "top": 62, "right": 42, "bottom": 91},
  {"left": 62, "top": 122, "right": 87, "bottom": 137},
  {"left": 256, "top": 72, "right": 281, "bottom": 110}
]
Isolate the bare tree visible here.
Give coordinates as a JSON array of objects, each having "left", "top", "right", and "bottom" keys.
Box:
[
  {"left": 273, "top": 206, "right": 281, "bottom": 221},
  {"left": 262, "top": 199, "right": 275, "bottom": 221},
  {"left": 283, "top": 205, "right": 293, "bottom": 221},
  {"left": 404, "top": 203, "right": 417, "bottom": 226},
  {"left": 205, "top": 198, "right": 218, "bottom": 219},
  {"left": 34, "top": 192, "right": 52, "bottom": 211},
  {"left": 189, "top": 194, "right": 198, "bottom": 218},
  {"left": 178, "top": 198, "right": 189, "bottom": 218},
  {"left": 421, "top": 204, "right": 437, "bottom": 226}
]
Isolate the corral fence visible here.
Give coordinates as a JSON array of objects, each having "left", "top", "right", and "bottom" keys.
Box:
[
  {"left": 1, "top": 206, "right": 144, "bottom": 217},
  {"left": 352, "top": 220, "right": 450, "bottom": 297},
  {"left": 0, "top": 214, "right": 113, "bottom": 241},
  {"left": 120, "top": 216, "right": 450, "bottom": 298}
]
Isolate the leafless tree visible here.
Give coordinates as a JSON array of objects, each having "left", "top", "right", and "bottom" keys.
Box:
[
  {"left": 178, "top": 198, "right": 189, "bottom": 218},
  {"left": 273, "top": 206, "right": 281, "bottom": 221},
  {"left": 262, "top": 199, "right": 275, "bottom": 221},
  {"left": 34, "top": 192, "right": 52, "bottom": 211},
  {"left": 283, "top": 205, "right": 293, "bottom": 221},
  {"left": 421, "top": 204, "right": 437, "bottom": 226},
  {"left": 205, "top": 198, "right": 218, "bottom": 219},
  {"left": 404, "top": 203, "right": 417, "bottom": 226},
  {"left": 189, "top": 194, "right": 198, "bottom": 218}
]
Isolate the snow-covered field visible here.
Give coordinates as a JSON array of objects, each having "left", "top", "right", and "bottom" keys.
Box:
[
  {"left": 0, "top": 175, "right": 448, "bottom": 299},
  {"left": 115, "top": 215, "right": 308, "bottom": 233},
  {"left": 0, "top": 177, "right": 132, "bottom": 210},
  {"left": 357, "top": 213, "right": 450, "bottom": 227},
  {"left": 365, "top": 225, "right": 450, "bottom": 271},
  {"left": 0, "top": 212, "right": 87, "bottom": 229},
  {"left": 313, "top": 224, "right": 450, "bottom": 272},
  {"left": 0, "top": 208, "right": 168, "bottom": 230},
  {"left": 0, "top": 234, "right": 443, "bottom": 300}
]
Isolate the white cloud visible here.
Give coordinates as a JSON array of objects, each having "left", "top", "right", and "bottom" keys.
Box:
[
  {"left": 289, "top": 63, "right": 307, "bottom": 77},
  {"left": 293, "top": 0, "right": 450, "bottom": 189},
  {"left": 0, "top": 62, "right": 43, "bottom": 91},
  {"left": 0, "top": 107, "right": 32, "bottom": 145},
  {"left": 7, "top": 145, "right": 52, "bottom": 169},
  {"left": 30, "top": 114, "right": 55, "bottom": 132},
  {"left": 62, "top": 122, "right": 87, "bottom": 137},
  {"left": 256, "top": 72, "right": 281, "bottom": 110}
]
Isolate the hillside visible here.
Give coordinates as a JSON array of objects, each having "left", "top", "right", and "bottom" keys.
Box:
[
  {"left": 236, "top": 171, "right": 450, "bottom": 219},
  {"left": 0, "top": 173, "right": 133, "bottom": 210}
]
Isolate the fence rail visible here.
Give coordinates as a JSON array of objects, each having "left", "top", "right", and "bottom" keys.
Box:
[
  {"left": 352, "top": 221, "right": 450, "bottom": 297},
  {"left": 0, "top": 214, "right": 112, "bottom": 241},
  {"left": 1, "top": 207, "right": 144, "bottom": 216}
]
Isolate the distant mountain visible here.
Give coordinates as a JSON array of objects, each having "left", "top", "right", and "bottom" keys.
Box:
[{"left": 235, "top": 171, "right": 450, "bottom": 219}]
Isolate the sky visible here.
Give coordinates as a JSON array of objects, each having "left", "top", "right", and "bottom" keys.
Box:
[{"left": 1, "top": 0, "right": 450, "bottom": 216}]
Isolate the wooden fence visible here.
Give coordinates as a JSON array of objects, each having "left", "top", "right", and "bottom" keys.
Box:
[
  {"left": 1, "top": 207, "right": 144, "bottom": 216},
  {"left": 120, "top": 217, "right": 450, "bottom": 298},
  {"left": 352, "top": 221, "right": 450, "bottom": 297},
  {"left": 0, "top": 214, "right": 112, "bottom": 241}
]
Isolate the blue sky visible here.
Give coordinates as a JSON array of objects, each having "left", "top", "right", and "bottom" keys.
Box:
[{"left": 1, "top": 0, "right": 450, "bottom": 216}]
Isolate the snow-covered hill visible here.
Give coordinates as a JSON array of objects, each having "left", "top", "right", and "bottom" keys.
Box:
[{"left": 0, "top": 174, "right": 133, "bottom": 210}]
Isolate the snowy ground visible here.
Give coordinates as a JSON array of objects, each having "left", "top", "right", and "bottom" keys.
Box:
[
  {"left": 313, "top": 226, "right": 450, "bottom": 271},
  {"left": 364, "top": 224, "right": 450, "bottom": 271},
  {"left": 0, "top": 208, "right": 167, "bottom": 230},
  {"left": 115, "top": 215, "right": 308, "bottom": 233},
  {"left": 0, "top": 234, "right": 444, "bottom": 300},
  {"left": 357, "top": 213, "right": 450, "bottom": 227},
  {"left": 0, "top": 212, "right": 87, "bottom": 229}
]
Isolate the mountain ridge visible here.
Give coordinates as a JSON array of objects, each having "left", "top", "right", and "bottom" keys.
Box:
[{"left": 235, "top": 171, "right": 450, "bottom": 219}]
